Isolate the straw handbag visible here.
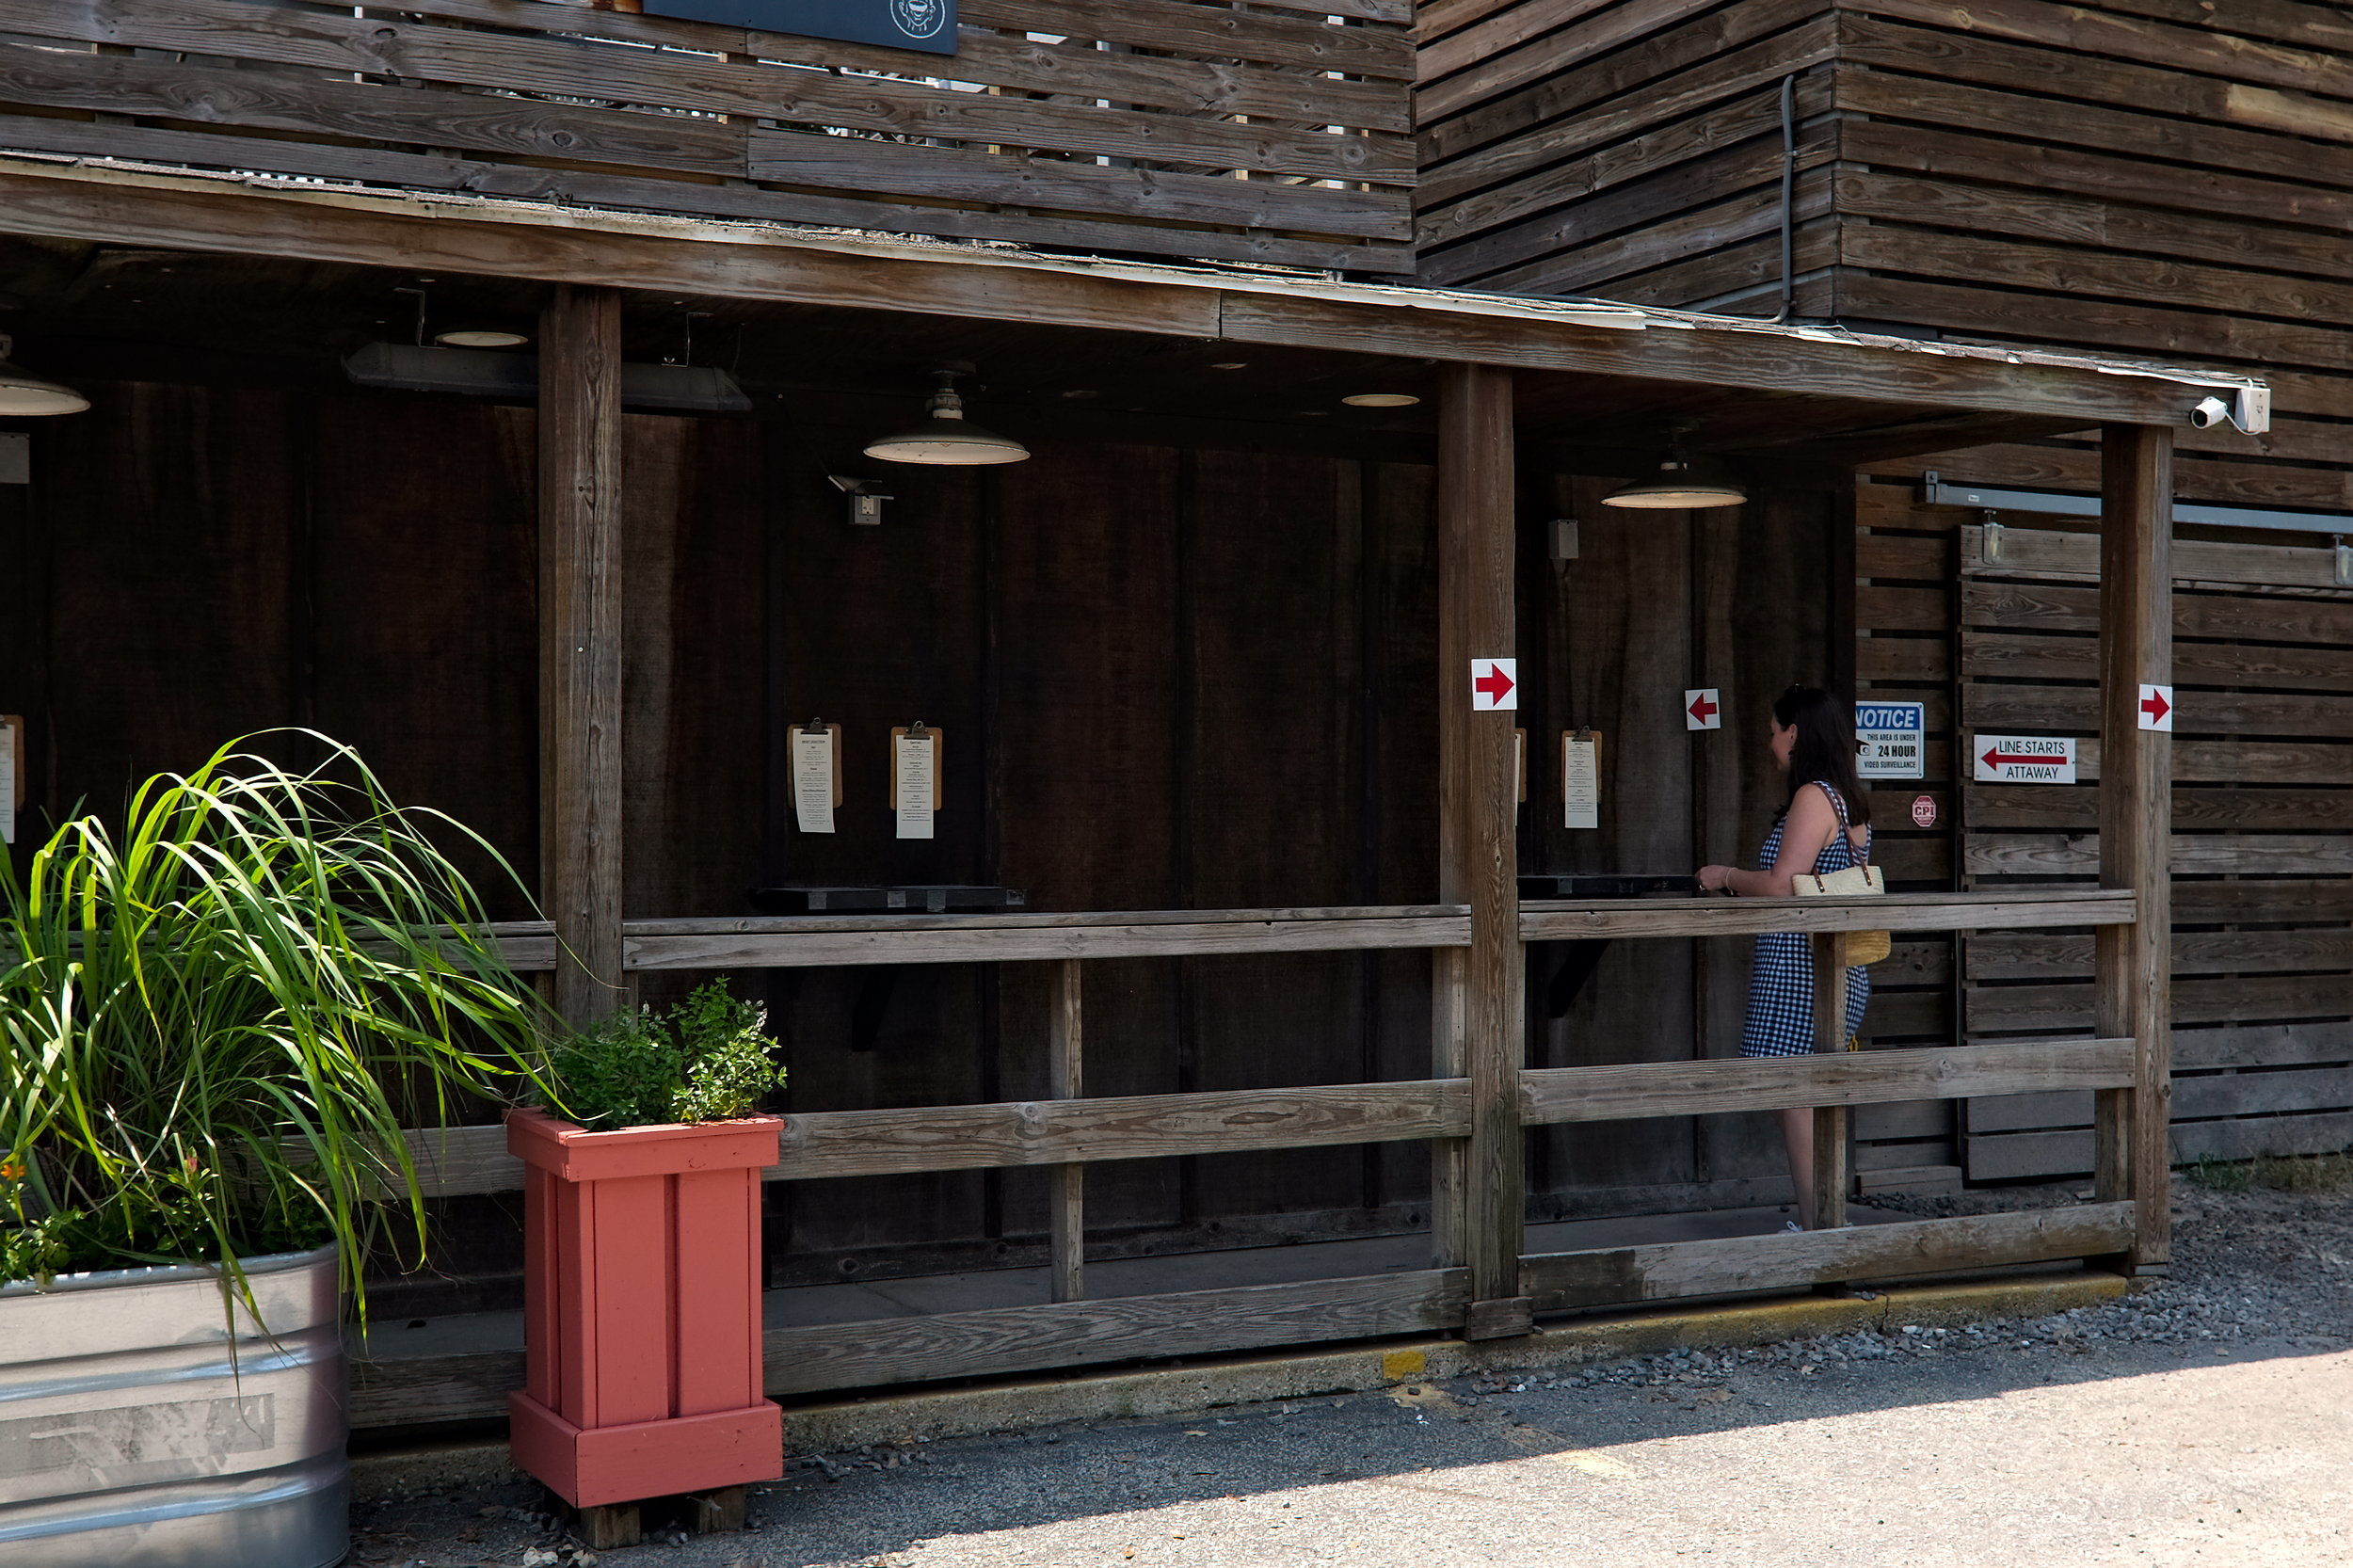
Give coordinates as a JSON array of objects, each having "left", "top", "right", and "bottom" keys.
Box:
[{"left": 1791, "top": 860, "right": 1892, "bottom": 967}]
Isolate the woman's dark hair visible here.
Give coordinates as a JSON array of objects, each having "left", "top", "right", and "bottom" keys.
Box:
[{"left": 1773, "top": 684, "right": 1870, "bottom": 826}]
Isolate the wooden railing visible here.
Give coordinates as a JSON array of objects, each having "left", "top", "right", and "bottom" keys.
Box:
[
  {"left": 358, "top": 890, "right": 2147, "bottom": 1427},
  {"left": 0, "top": 0, "right": 1416, "bottom": 271}
]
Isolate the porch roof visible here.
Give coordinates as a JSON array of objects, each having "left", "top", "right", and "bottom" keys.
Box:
[{"left": 0, "top": 152, "right": 2268, "bottom": 467}]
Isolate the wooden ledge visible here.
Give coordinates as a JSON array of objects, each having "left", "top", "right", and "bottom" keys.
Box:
[
  {"left": 1521, "top": 888, "right": 2137, "bottom": 941},
  {"left": 488, "top": 905, "right": 1471, "bottom": 970}
]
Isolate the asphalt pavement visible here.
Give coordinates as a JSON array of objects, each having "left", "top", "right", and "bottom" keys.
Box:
[{"left": 355, "top": 1178, "right": 2353, "bottom": 1568}]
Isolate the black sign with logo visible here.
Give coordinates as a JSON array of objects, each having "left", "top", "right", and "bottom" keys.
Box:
[{"left": 643, "top": 0, "right": 955, "bottom": 56}]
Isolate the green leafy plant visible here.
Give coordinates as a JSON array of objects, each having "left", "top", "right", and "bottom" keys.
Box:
[
  {"left": 547, "top": 979, "right": 782, "bottom": 1128},
  {"left": 0, "top": 732, "right": 550, "bottom": 1310},
  {"left": 547, "top": 1008, "right": 685, "bottom": 1131}
]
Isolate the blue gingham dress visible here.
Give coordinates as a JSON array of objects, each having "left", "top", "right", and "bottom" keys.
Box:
[{"left": 1740, "top": 780, "right": 1872, "bottom": 1058}]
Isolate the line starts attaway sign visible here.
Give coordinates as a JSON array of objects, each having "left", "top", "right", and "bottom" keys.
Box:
[{"left": 1975, "top": 735, "right": 2076, "bottom": 783}]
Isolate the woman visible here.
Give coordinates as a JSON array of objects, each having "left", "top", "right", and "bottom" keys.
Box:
[{"left": 1695, "top": 684, "right": 1872, "bottom": 1230}]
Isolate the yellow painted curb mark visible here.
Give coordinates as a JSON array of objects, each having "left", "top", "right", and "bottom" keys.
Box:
[{"left": 1381, "top": 1349, "right": 1427, "bottom": 1382}]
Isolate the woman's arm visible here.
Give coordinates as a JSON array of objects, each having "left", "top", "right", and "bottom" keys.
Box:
[{"left": 1697, "top": 785, "right": 1839, "bottom": 897}]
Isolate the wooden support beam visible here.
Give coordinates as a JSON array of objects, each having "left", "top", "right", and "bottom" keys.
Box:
[
  {"left": 1439, "top": 360, "right": 1522, "bottom": 1308},
  {"left": 1810, "top": 932, "right": 1851, "bottom": 1233},
  {"left": 2097, "top": 423, "right": 2174, "bottom": 1272},
  {"left": 1048, "top": 958, "right": 1084, "bottom": 1304},
  {"left": 539, "top": 283, "right": 626, "bottom": 1029}
]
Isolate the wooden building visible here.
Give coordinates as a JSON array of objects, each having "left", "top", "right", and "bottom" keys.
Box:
[
  {"left": 1417, "top": 0, "right": 2353, "bottom": 1186},
  {"left": 0, "top": 0, "right": 2263, "bottom": 1432}
]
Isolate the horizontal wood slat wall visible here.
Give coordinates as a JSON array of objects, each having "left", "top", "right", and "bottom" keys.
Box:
[
  {"left": 1954, "top": 508, "right": 2353, "bottom": 1181},
  {"left": 0, "top": 0, "right": 1416, "bottom": 271}
]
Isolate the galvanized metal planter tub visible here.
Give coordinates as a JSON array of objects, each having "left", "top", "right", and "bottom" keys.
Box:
[{"left": 0, "top": 1244, "right": 347, "bottom": 1568}]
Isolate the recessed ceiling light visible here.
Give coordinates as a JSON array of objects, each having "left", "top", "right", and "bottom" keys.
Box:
[
  {"left": 1342, "top": 392, "right": 1419, "bottom": 408},
  {"left": 1060, "top": 388, "right": 1100, "bottom": 399},
  {"left": 435, "top": 328, "right": 530, "bottom": 349},
  {"left": 1210, "top": 361, "right": 1247, "bottom": 370}
]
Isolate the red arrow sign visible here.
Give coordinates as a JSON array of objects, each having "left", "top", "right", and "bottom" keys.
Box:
[
  {"left": 1980, "top": 744, "right": 2056, "bottom": 769},
  {"left": 2140, "top": 688, "right": 2170, "bottom": 725},
  {"left": 1475, "top": 664, "right": 1515, "bottom": 704},
  {"left": 1688, "top": 692, "right": 1718, "bottom": 725}
]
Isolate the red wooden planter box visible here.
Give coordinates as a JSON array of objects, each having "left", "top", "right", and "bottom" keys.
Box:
[{"left": 505, "top": 1108, "right": 783, "bottom": 1508}]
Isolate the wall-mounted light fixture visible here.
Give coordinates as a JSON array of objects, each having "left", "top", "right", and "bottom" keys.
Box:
[
  {"left": 829, "top": 474, "right": 892, "bottom": 526},
  {"left": 862, "top": 369, "right": 1029, "bottom": 466},
  {"left": 0, "top": 336, "right": 89, "bottom": 416}
]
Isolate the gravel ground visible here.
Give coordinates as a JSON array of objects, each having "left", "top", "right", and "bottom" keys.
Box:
[{"left": 354, "top": 1176, "right": 2353, "bottom": 1568}]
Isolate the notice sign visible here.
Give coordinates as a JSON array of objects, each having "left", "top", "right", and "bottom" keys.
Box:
[
  {"left": 789, "top": 723, "right": 840, "bottom": 835},
  {"left": 1562, "top": 731, "right": 1600, "bottom": 829},
  {"left": 643, "top": 0, "right": 956, "bottom": 56},
  {"left": 1471, "top": 659, "right": 1518, "bottom": 712},
  {"left": 892, "top": 725, "right": 941, "bottom": 840},
  {"left": 1975, "top": 735, "right": 2077, "bottom": 784},
  {"left": 1855, "top": 701, "right": 1927, "bottom": 780},
  {"left": 1685, "top": 689, "right": 1721, "bottom": 730}
]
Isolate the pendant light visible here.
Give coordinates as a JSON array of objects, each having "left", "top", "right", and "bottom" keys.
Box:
[
  {"left": 1603, "top": 434, "right": 1744, "bottom": 509},
  {"left": 863, "top": 370, "right": 1029, "bottom": 466},
  {"left": 0, "top": 336, "right": 88, "bottom": 416}
]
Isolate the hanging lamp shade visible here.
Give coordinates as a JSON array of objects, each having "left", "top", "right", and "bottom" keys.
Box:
[
  {"left": 0, "top": 336, "right": 88, "bottom": 416},
  {"left": 1601, "top": 453, "right": 1744, "bottom": 509},
  {"left": 863, "top": 372, "right": 1029, "bottom": 466}
]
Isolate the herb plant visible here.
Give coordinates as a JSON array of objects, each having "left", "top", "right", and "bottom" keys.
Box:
[{"left": 547, "top": 979, "right": 783, "bottom": 1128}]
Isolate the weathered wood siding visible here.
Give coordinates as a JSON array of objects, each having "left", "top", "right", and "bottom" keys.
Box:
[
  {"left": 1, "top": 369, "right": 1849, "bottom": 1301},
  {"left": 0, "top": 0, "right": 1416, "bottom": 272},
  {"left": 1424, "top": 0, "right": 2353, "bottom": 1178}
]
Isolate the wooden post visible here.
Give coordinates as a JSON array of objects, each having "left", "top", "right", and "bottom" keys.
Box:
[
  {"left": 2096, "top": 423, "right": 2173, "bottom": 1272},
  {"left": 1438, "top": 362, "right": 1524, "bottom": 1319},
  {"left": 539, "top": 283, "right": 626, "bottom": 1031},
  {"left": 1810, "top": 932, "right": 1851, "bottom": 1232},
  {"left": 1048, "top": 958, "right": 1084, "bottom": 1304}
]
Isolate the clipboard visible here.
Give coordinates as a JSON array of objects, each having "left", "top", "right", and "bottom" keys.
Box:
[
  {"left": 0, "top": 714, "right": 20, "bottom": 845},
  {"left": 788, "top": 720, "right": 842, "bottom": 835},
  {"left": 891, "top": 722, "right": 944, "bottom": 840},
  {"left": 1562, "top": 728, "right": 1600, "bottom": 829}
]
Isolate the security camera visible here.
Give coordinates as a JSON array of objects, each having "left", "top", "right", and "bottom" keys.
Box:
[{"left": 2188, "top": 396, "right": 2231, "bottom": 429}]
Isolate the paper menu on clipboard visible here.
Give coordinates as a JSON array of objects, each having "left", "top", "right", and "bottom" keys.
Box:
[
  {"left": 0, "top": 714, "right": 17, "bottom": 845},
  {"left": 788, "top": 722, "right": 840, "bottom": 834},
  {"left": 891, "top": 724, "right": 942, "bottom": 840},
  {"left": 1562, "top": 729, "right": 1600, "bottom": 829}
]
